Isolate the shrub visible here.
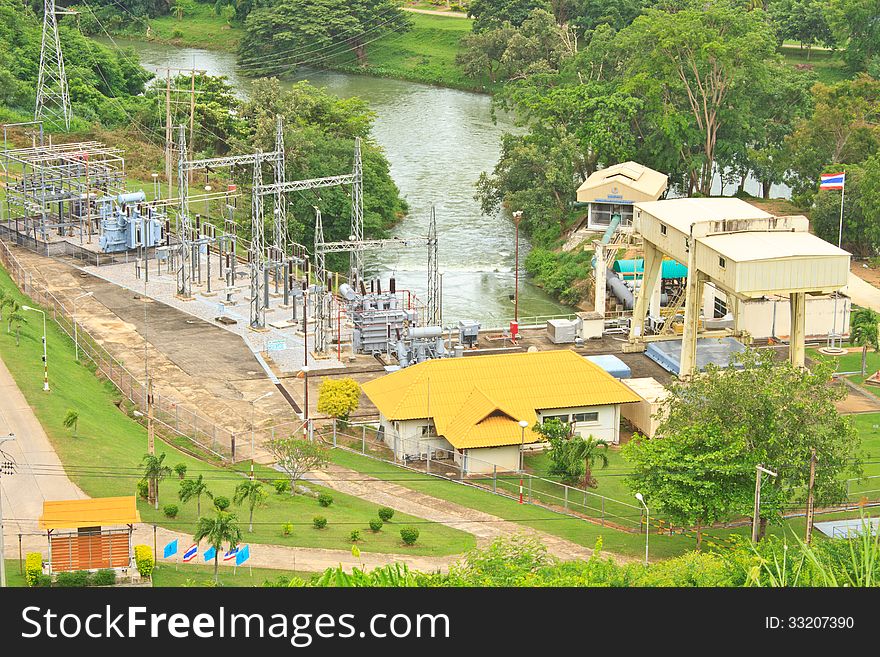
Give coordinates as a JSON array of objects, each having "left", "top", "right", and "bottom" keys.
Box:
[
  {"left": 56, "top": 570, "right": 90, "bottom": 587},
  {"left": 350, "top": 529, "right": 361, "bottom": 542},
  {"left": 318, "top": 493, "right": 334, "bottom": 507},
  {"left": 313, "top": 516, "right": 328, "bottom": 529},
  {"left": 134, "top": 544, "right": 154, "bottom": 578},
  {"left": 163, "top": 503, "right": 179, "bottom": 518},
  {"left": 369, "top": 518, "right": 383, "bottom": 532},
  {"left": 136, "top": 478, "right": 149, "bottom": 500},
  {"left": 282, "top": 522, "right": 293, "bottom": 536},
  {"left": 174, "top": 463, "right": 187, "bottom": 479},
  {"left": 274, "top": 479, "right": 290, "bottom": 495},
  {"left": 213, "top": 495, "right": 230, "bottom": 511},
  {"left": 378, "top": 507, "right": 394, "bottom": 522},
  {"left": 33, "top": 574, "right": 52, "bottom": 588},
  {"left": 91, "top": 569, "right": 117, "bottom": 586},
  {"left": 25, "top": 553, "right": 43, "bottom": 587},
  {"left": 400, "top": 527, "right": 420, "bottom": 545}
]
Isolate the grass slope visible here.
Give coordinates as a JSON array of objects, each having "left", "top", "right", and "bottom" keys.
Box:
[{"left": 0, "top": 264, "right": 472, "bottom": 556}]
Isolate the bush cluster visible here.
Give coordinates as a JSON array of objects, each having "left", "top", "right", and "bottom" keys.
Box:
[
  {"left": 313, "top": 516, "right": 328, "bottom": 530},
  {"left": 378, "top": 507, "right": 394, "bottom": 522},
  {"left": 317, "top": 493, "right": 334, "bottom": 508},
  {"left": 400, "top": 527, "right": 420, "bottom": 545},
  {"left": 134, "top": 544, "right": 154, "bottom": 578}
]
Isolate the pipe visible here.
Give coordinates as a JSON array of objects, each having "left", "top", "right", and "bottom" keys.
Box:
[{"left": 606, "top": 269, "right": 634, "bottom": 310}]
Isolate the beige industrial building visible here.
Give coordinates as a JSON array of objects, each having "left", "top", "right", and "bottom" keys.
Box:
[
  {"left": 627, "top": 198, "right": 851, "bottom": 377},
  {"left": 576, "top": 162, "right": 668, "bottom": 231}
]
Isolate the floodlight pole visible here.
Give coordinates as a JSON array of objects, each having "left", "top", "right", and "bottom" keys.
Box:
[
  {"left": 752, "top": 464, "right": 778, "bottom": 543},
  {"left": 635, "top": 493, "right": 649, "bottom": 566},
  {"left": 22, "top": 306, "right": 48, "bottom": 391}
]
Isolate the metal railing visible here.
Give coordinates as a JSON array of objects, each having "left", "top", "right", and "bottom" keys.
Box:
[{"left": 317, "top": 418, "right": 645, "bottom": 531}]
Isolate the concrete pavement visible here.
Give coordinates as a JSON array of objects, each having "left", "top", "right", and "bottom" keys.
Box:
[{"left": 846, "top": 272, "right": 880, "bottom": 312}]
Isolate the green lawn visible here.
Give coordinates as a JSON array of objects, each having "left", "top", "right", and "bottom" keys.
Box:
[
  {"left": 138, "top": 4, "right": 243, "bottom": 52},
  {"left": 151, "top": 562, "right": 317, "bottom": 587},
  {"left": 780, "top": 45, "right": 850, "bottom": 84},
  {"left": 326, "top": 13, "right": 483, "bottom": 90},
  {"left": 0, "top": 264, "right": 473, "bottom": 556}
]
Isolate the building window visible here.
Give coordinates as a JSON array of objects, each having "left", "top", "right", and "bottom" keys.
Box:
[
  {"left": 572, "top": 412, "right": 600, "bottom": 423},
  {"left": 590, "top": 203, "right": 634, "bottom": 228},
  {"left": 660, "top": 224, "right": 667, "bottom": 235},
  {"left": 714, "top": 296, "right": 728, "bottom": 318},
  {"left": 719, "top": 256, "right": 726, "bottom": 269},
  {"left": 542, "top": 414, "right": 570, "bottom": 425},
  {"left": 421, "top": 425, "right": 435, "bottom": 436}
]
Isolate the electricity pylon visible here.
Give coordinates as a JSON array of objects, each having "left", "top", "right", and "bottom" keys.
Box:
[{"left": 35, "top": 0, "right": 74, "bottom": 130}]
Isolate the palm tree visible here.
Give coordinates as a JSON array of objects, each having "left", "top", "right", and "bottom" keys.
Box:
[
  {"left": 567, "top": 436, "right": 610, "bottom": 489},
  {"left": 141, "top": 453, "right": 172, "bottom": 510},
  {"left": 850, "top": 307, "right": 880, "bottom": 375},
  {"left": 233, "top": 479, "right": 267, "bottom": 532},
  {"left": 62, "top": 409, "right": 79, "bottom": 435},
  {"left": 5, "top": 299, "right": 20, "bottom": 334},
  {"left": 8, "top": 309, "right": 27, "bottom": 346},
  {"left": 194, "top": 510, "right": 242, "bottom": 583},
  {"left": 178, "top": 474, "right": 212, "bottom": 517},
  {"left": 0, "top": 288, "right": 8, "bottom": 323}
]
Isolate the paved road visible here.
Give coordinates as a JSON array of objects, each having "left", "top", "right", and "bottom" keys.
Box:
[
  {"left": 0, "top": 356, "right": 459, "bottom": 574},
  {"left": 846, "top": 272, "right": 880, "bottom": 312}
]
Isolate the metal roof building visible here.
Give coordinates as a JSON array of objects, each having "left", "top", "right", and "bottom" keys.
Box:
[{"left": 576, "top": 162, "right": 668, "bottom": 231}]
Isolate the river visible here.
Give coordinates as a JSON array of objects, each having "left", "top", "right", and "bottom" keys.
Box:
[{"left": 105, "top": 38, "right": 574, "bottom": 327}]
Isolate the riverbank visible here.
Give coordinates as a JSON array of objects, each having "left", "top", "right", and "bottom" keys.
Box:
[{"left": 100, "top": 5, "right": 486, "bottom": 92}]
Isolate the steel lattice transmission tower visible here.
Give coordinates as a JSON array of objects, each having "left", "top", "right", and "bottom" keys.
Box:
[
  {"left": 272, "top": 115, "right": 287, "bottom": 253},
  {"left": 349, "top": 137, "right": 364, "bottom": 288},
  {"left": 35, "top": 0, "right": 74, "bottom": 130},
  {"left": 426, "top": 206, "right": 440, "bottom": 326},
  {"left": 250, "top": 151, "right": 266, "bottom": 329}
]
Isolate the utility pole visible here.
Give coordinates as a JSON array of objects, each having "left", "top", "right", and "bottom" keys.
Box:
[
  {"left": 805, "top": 448, "right": 818, "bottom": 545},
  {"left": 0, "top": 434, "right": 16, "bottom": 588},
  {"left": 512, "top": 210, "right": 523, "bottom": 327},
  {"left": 751, "top": 464, "right": 778, "bottom": 543},
  {"left": 165, "top": 67, "right": 172, "bottom": 198}
]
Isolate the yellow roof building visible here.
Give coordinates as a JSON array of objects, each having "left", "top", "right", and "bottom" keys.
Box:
[
  {"left": 39, "top": 496, "right": 142, "bottom": 530},
  {"left": 361, "top": 350, "right": 640, "bottom": 449}
]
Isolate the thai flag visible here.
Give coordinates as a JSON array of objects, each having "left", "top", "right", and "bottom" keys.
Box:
[
  {"left": 182, "top": 544, "right": 198, "bottom": 563},
  {"left": 820, "top": 172, "right": 845, "bottom": 190},
  {"left": 223, "top": 546, "right": 239, "bottom": 562}
]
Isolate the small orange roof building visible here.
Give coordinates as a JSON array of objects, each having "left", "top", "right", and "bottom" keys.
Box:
[{"left": 361, "top": 350, "right": 639, "bottom": 474}]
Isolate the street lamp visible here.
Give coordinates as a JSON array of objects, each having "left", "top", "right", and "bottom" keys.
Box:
[
  {"left": 302, "top": 366, "right": 311, "bottom": 421},
  {"left": 512, "top": 210, "right": 523, "bottom": 330},
  {"left": 518, "top": 419, "right": 529, "bottom": 504},
  {"left": 21, "top": 306, "right": 48, "bottom": 391},
  {"left": 250, "top": 390, "right": 274, "bottom": 478},
  {"left": 0, "top": 433, "right": 15, "bottom": 588},
  {"left": 72, "top": 291, "right": 93, "bottom": 362},
  {"left": 204, "top": 185, "right": 212, "bottom": 219},
  {"left": 635, "top": 492, "right": 649, "bottom": 566},
  {"left": 151, "top": 172, "right": 160, "bottom": 200}
]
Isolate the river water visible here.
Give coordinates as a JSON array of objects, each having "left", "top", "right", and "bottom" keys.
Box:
[{"left": 106, "top": 38, "right": 573, "bottom": 327}]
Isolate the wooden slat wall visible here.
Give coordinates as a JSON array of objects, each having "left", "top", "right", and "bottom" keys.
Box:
[{"left": 50, "top": 533, "right": 130, "bottom": 572}]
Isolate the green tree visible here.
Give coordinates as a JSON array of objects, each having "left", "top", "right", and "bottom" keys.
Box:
[
  {"left": 657, "top": 349, "right": 861, "bottom": 541},
  {"left": 825, "top": 0, "right": 880, "bottom": 71},
  {"left": 850, "top": 307, "right": 880, "bottom": 375},
  {"left": 623, "top": 424, "right": 755, "bottom": 548},
  {"left": 267, "top": 438, "right": 331, "bottom": 494},
  {"left": 141, "top": 453, "right": 172, "bottom": 510},
  {"left": 178, "top": 474, "right": 213, "bottom": 517},
  {"left": 233, "top": 478, "right": 267, "bottom": 532},
  {"left": 811, "top": 155, "right": 880, "bottom": 254},
  {"left": 4, "top": 299, "right": 20, "bottom": 334},
  {"left": 613, "top": 1, "right": 778, "bottom": 195},
  {"left": 239, "top": 0, "right": 412, "bottom": 72},
  {"left": 7, "top": 309, "right": 27, "bottom": 346},
  {"left": 768, "top": 0, "right": 835, "bottom": 56},
  {"left": 533, "top": 419, "right": 610, "bottom": 487},
  {"left": 62, "top": 409, "right": 79, "bottom": 435},
  {"left": 317, "top": 377, "right": 361, "bottom": 421},
  {"left": 783, "top": 75, "right": 880, "bottom": 205},
  {"left": 467, "top": 0, "right": 552, "bottom": 32},
  {"left": 193, "top": 510, "right": 242, "bottom": 583}
]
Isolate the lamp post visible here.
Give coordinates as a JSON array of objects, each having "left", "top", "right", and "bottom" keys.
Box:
[
  {"left": 518, "top": 419, "right": 529, "bottom": 504},
  {"left": 151, "top": 172, "right": 160, "bottom": 200},
  {"left": 512, "top": 210, "right": 523, "bottom": 327},
  {"left": 0, "top": 433, "right": 15, "bottom": 588},
  {"left": 204, "top": 185, "right": 212, "bottom": 219},
  {"left": 21, "top": 306, "right": 48, "bottom": 391},
  {"left": 250, "top": 390, "right": 274, "bottom": 479},
  {"left": 635, "top": 492, "right": 649, "bottom": 566},
  {"left": 72, "top": 291, "right": 93, "bottom": 362}
]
